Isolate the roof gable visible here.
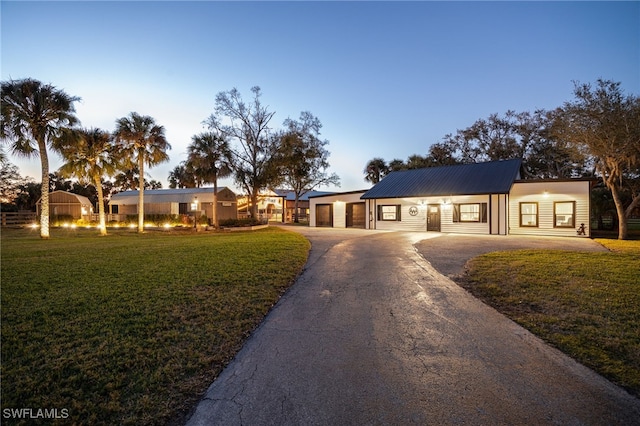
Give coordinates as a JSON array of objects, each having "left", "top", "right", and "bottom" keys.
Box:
[{"left": 361, "top": 159, "right": 522, "bottom": 199}]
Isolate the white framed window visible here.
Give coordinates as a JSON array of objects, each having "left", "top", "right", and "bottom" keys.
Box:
[
  {"left": 520, "top": 202, "right": 538, "bottom": 227},
  {"left": 378, "top": 205, "right": 401, "bottom": 221},
  {"left": 554, "top": 201, "right": 575, "bottom": 228}
]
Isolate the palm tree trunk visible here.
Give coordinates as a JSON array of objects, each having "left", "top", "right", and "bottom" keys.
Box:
[
  {"left": 39, "top": 139, "right": 50, "bottom": 239},
  {"left": 94, "top": 174, "right": 107, "bottom": 236},
  {"left": 213, "top": 175, "right": 219, "bottom": 228},
  {"left": 138, "top": 154, "right": 145, "bottom": 233}
]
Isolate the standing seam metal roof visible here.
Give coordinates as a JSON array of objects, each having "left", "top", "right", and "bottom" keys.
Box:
[
  {"left": 360, "top": 159, "right": 522, "bottom": 199},
  {"left": 272, "top": 189, "right": 336, "bottom": 201},
  {"left": 109, "top": 187, "right": 231, "bottom": 204}
]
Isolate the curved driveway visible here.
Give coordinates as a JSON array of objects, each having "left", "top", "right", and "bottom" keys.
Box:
[{"left": 187, "top": 228, "right": 640, "bottom": 425}]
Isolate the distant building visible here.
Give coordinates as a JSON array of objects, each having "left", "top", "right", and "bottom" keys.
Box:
[
  {"left": 237, "top": 189, "right": 334, "bottom": 222},
  {"left": 37, "top": 190, "right": 93, "bottom": 221},
  {"left": 109, "top": 187, "right": 237, "bottom": 223}
]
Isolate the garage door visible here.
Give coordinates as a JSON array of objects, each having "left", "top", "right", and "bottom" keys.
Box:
[
  {"left": 346, "top": 202, "right": 365, "bottom": 228},
  {"left": 316, "top": 204, "right": 333, "bottom": 227}
]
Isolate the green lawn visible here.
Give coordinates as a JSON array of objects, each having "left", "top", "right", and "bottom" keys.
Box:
[
  {"left": 459, "top": 238, "right": 640, "bottom": 398},
  {"left": 1, "top": 227, "right": 310, "bottom": 425}
]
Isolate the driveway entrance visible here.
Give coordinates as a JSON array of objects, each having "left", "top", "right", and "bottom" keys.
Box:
[{"left": 187, "top": 228, "right": 639, "bottom": 425}]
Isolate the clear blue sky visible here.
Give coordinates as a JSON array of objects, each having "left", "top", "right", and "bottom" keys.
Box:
[{"left": 2, "top": 1, "right": 638, "bottom": 192}]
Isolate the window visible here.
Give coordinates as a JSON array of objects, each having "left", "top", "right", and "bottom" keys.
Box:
[
  {"left": 554, "top": 201, "right": 575, "bottom": 228},
  {"left": 453, "top": 203, "right": 487, "bottom": 223},
  {"left": 377, "top": 205, "right": 401, "bottom": 221},
  {"left": 520, "top": 202, "right": 538, "bottom": 227},
  {"left": 460, "top": 204, "right": 480, "bottom": 222}
]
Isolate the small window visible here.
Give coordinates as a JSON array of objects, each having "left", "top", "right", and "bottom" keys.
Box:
[
  {"left": 378, "top": 205, "right": 401, "bottom": 221},
  {"left": 554, "top": 201, "right": 575, "bottom": 228},
  {"left": 520, "top": 202, "right": 538, "bottom": 227}
]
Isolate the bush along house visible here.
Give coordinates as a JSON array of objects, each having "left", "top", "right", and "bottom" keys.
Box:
[{"left": 309, "top": 159, "right": 593, "bottom": 237}]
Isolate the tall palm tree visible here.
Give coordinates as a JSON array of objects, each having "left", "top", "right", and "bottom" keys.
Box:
[
  {"left": 114, "top": 112, "right": 170, "bottom": 233},
  {"left": 0, "top": 78, "right": 80, "bottom": 238},
  {"left": 57, "top": 128, "right": 120, "bottom": 236},
  {"left": 187, "top": 132, "right": 232, "bottom": 227}
]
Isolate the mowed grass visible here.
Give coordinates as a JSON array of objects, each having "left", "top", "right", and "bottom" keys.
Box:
[
  {"left": 459, "top": 239, "right": 640, "bottom": 397},
  {"left": 1, "top": 227, "right": 310, "bottom": 425}
]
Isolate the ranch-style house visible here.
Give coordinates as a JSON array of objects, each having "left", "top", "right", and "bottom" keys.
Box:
[{"left": 309, "top": 159, "right": 592, "bottom": 237}]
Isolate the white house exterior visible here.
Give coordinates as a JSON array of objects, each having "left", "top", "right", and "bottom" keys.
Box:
[
  {"left": 509, "top": 179, "right": 591, "bottom": 237},
  {"left": 309, "top": 160, "right": 592, "bottom": 237}
]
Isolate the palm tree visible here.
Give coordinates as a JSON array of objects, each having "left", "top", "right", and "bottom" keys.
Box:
[
  {"left": 114, "top": 112, "right": 170, "bottom": 233},
  {"left": 0, "top": 78, "right": 80, "bottom": 238},
  {"left": 168, "top": 162, "right": 197, "bottom": 189},
  {"left": 187, "top": 132, "right": 232, "bottom": 228},
  {"left": 363, "top": 157, "right": 388, "bottom": 184},
  {"left": 57, "top": 128, "right": 120, "bottom": 235}
]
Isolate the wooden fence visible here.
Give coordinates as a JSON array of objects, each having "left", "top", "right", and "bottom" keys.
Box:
[{"left": 1, "top": 212, "right": 38, "bottom": 227}]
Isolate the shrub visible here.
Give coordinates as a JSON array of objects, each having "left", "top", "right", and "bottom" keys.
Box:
[{"left": 219, "top": 218, "right": 266, "bottom": 228}]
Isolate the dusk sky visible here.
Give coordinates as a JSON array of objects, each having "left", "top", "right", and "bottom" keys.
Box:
[{"left": 2, "top": 1, "right": 638, "bottom": 193}]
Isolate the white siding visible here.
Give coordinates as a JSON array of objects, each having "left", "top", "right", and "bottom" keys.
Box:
[
  {"left": 374, "top": 198, "right": 427, "bottom": 231},
  {"left": 440, "top": 195, "right": 491, "bottom": 234},
  {"left": 509, "top": 181, "right": 590, "bottom": 237},
  {"left": 333, "top": 202, "right": 346, "bottom": 228},
  {"left": 371, "top": 195, "right": 493, "bottom": 234},
  {"left": 489, "top": 194, "right": 508, "bottom": 235}
]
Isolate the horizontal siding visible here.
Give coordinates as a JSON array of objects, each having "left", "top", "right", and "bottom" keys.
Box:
[
  {"left": 375, "top": 199, "right": 425, "bottom": 231},
  {"left": 509, "top": 181, "right": 590, "bottom": 237},
  {"left": 374, "top": 195, "right": 492, "bottom": 234},
  {"left": 145, "top": 202, "right": 172, "bottom": 215},
  {"left": 441, "top": 195, "right": 490, "bottom": 234}
]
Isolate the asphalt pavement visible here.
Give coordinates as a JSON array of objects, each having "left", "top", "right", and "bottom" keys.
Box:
[{"left": 186, "top": 227, "right": 640, "bottom": 425}]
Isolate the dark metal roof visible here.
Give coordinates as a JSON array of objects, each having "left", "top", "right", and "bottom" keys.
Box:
[
  {"left": 273, "top": 189, "right": 335, "bottom": 201},
  {"left": 360, "top": 159, "right": 522, "bottom": 199},
  {"left": 308, "top": 189, "right": 370, "bottom": 199}
]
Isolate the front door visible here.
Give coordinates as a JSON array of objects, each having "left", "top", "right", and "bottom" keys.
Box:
[{"left": 427, "top": 205, "right": 441, "bottom": 231}]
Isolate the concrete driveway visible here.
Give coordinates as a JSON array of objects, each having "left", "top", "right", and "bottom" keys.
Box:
[{"left": 186, "top": 228, "right": 640, "bottom": 425}]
